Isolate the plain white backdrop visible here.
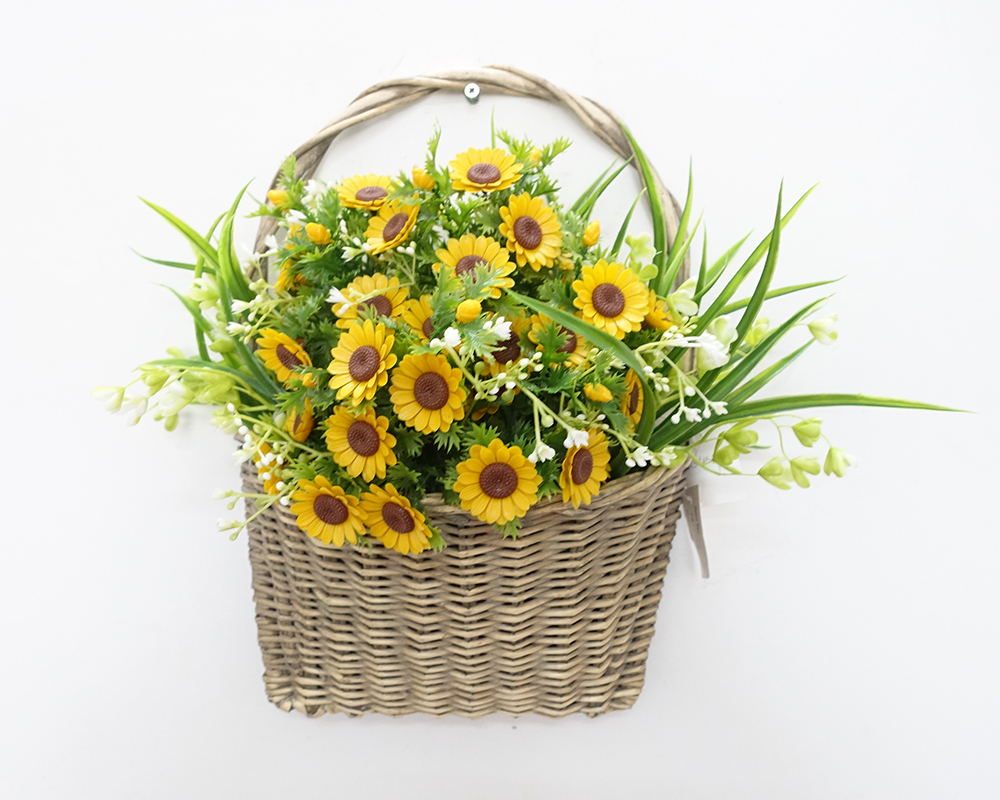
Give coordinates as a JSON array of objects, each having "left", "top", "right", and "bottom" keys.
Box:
[{"left": 2, "top": 1, "right": 998, "bottom": 797}]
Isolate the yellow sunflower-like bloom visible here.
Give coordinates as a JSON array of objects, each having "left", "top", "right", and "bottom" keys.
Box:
[
  {"left": 583, "top": 220, "right": 601, "bottom": 249},
  {"left": 275, "top": 259, "right": 306, "bottom": 293},
  {"left": 327, "top": 320, "right": 397, "bottom": 406},
  {"left": 453, "top": 439, "right": 542, "bottom": 526},
  {"left": 365, "top": 201, "right": 419, "bottom": 254},
  {"left": 434, "top": 233, "right": 515, "bottom": 298},
  {"left": 622, "top": 370, "right": 644, "bottom": 428},
  {"left": 560, "top": 429, "right": 611, "bottom": 508},
  {"left": 390, "top": 353, "right": 467, "bottom": 434},
  {"left": 290, "top": 477, "right": 367, "bottom": 547},
  {"left": 360, "top": 483, "right": 431, "bottom": 555},
  {"left": 449, "top": 147, "right": 522, "bottom": 193},
  {"left": 253, "top": 443, "right": 283, "bottom": 495},
  {"left": 499, "top": 193, "right": 563, "bottom": 271},
  {"left": 284, "top": 398, "right": 314, "bottom": 443},
  {"left": 256, "top": 329, "right": 316, "bottom": 387},
  {"left": 644, "top": 288, "right": 676, "bottom": 331},
  {"left": 401, "top": 294, "right": 435, "bottom": 343},
  {"left": 337, "top": 174, "right": 394, "bottom": 210},
  {"left": 305, "top": 222, "right": 331, "bottom": 245},
  {"left": 333, "top": 272, "right": 409, "bottom": 329},
  {"left": 325, "top": 406, "right": 397, "bottom": 482},
  {"left": 412, "top": 167, "right": 435, "bottom": 191},
  {"left": 528, "top": 314, "right": 590, "bottom": 368},
  {"left": 572, "top": 260, "right": 648, "bottom": 339},
  {"left": 584, "top": 383, "right": 613, "bottom": 404}
]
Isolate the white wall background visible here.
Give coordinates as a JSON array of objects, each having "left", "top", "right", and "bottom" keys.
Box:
[{"left": 2, "top": 1, "right": 998, "bottom": 797}]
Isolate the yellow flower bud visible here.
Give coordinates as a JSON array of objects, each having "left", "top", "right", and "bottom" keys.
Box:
[
  {"left": 412, "top": 167, "right": 435, "bottom": 191},
  {"left": 528, "top": 147, "right": 542, "bottom": 165},
  {"left": 267, "top": 189, "right": 289, "bottom": 207},
  {"left": 584, "top": 383, "right": 613, "bottom": 403},
  {"left": 305, "top": 222, "right": 331, "bottom": 245},
  {"left": 583, "top": 220, "right": 600, "bottom": 249},
  {"left": 456, "top": 299, "right": 482, "bottom": 323}
]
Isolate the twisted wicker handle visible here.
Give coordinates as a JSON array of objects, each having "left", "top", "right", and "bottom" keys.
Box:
[{"left": 251, "top": 65, "right": 686, "bottom": 284}]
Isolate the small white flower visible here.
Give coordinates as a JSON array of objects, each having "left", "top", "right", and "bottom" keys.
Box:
[
  {"left": 563, "top": 429, "right": 590, "bottom": 449},
  {"left": 226, "top": 321, "right": 248, "bottom": 335},
  {"left": 683, "top": 407, "right": 702, "bottom": 422},
  {"left": 263, "top": 234, "right": 279, "bottom": 253},
  {"left": 238, "top": 425, "right": 249, "bottom": 435},
  {"left": 121, "top": 396, "right": 148, "bottom": 426},
  {"left": 428, "top": 337, "right": 444, "bottom": 350},
  {"left": 226, "top": 403, "right": 236, "bottom": 413},
  {"left": 361, "top": 242, "right": 372, "bottom": 253},
  {"left": 212, "top": 489, "right": 230, "bottom": 500},
  {"left": 231, "top": 299, "right": 253, "bottom": 314},
  {"left": 338, "top": 219, "right": 348, "bottom": 233},
  {"left": 275, "top": 481, "right": 286, "bottom": 491},
  {"left": 808, "top": 315, "right": 839, "bottom": 345},
  {"left": 286, "top": 209, "right": 307, "bottom": 225},
  {"left": 327, "top": 287, "right": 350, "bottom": 305},
  {"left": 666, "top": 278, "right": 700, "bottom": 317},
  {"left": 709, "top": 401, "right": 729, "bottom": 415},
  {"left": 303, "top": 179, "right": 325, "bottom": 207},
  {"left": 443, "top": 327, "right": 462, "bottom": 348},
  {"left": 279, "top": 497, "right": 290, "bottom": 506},
  {"left": 92, "top": 386, "right": 125, "bottom": 413}
]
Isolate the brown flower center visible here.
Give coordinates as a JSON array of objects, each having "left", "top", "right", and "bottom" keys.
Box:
[
  {"left": 422, "top": 318, "right": 434, "bottom": 339},
  {"left": 512, "top": 216, "right": 543, "bottom": 250},
  {"left": 355, "top": 186, "right": 387, "bottom": 203},
  {"left": 291, "top": 413, "right": 304, "bottom": 434},
  {"left": 479, "top": 462, "right": 519, "bottom": 499},
  {"left": 557, "top": 327, "right": 578, "bottom": 354},
  {"left": 591, "top": 283, "right": 626, "bottom": 318},
  {"left": 628, "top": 383, "right": 640, "bottom": 416},
  {"left": 314, "top": 494, "right": 348, "bottom": 525},
  {"left": 381, "top": 212, "right": 409, "bottom": 242},
  {"left": 413, "top": 372, "right": 449, "bottom": 410},
  {"left": 492, "top": 331, "right": 521, "bottom": 365},
  {"left": 346, "top": 420, "right": 381, "bottom": 457},
  {"left": 358, "top": 294, "right": 392, "bottom": 318},
  {"left": 348, "top": 345, "right": 380, "bottom": 382},
  {"left": 382, "top": 502, "right": 415, "bottom": 534},
  {"left": 571, "top": 448, "right": 594, "bottom": 485},
  {"left": 275, "top": 343, "right": 303, "bottom": 370},
  {"left": 467, "top": 162, "right": 502, "bottom": 185},
  {"left": 455, "top": 254, "right": 487, "bottom": 277}
]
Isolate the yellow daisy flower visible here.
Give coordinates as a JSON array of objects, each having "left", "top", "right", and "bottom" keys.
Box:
[
  {"left": 453, "top": 439, "right": 542, "bottom": 526},
  {"left": 327, "top": 320, "right": 397, "bottom": 406},
  {"left": 499, "top": 193, "right": 563, "bottom": 270},
  {"left": 333, "top": 272, "right": 409, "bottom": 329},
  {"left": 365, "top": 201, "right": 419, "bottom": 254},
  {"left": 622, "top": 369, "right": 644, "bottom": 428},
  {"left": 644, "top": 289, "right": 677, "bottom": 331},
  {"left": 360, "top": 483, "right": 431, "bottom": 555},
  {"left": 434, "top": 234, "right": 515, "bottom": 298},
  {"left": 560, "top": 429, "right": 611, "bottom": 508},
  {"left": 284, "top": 398, "right": 314, "bottom": 443},
  {"left": 290, "top": 477, "right": 367, "bottom": 547},
  {"left": 412, "top": 167, "right": 435, "bottom": 191},
  {"left": 325, "top": 406, "right": 397, "bottom": 482},
  {"left": 256, "top": 329, "right": 316, "bottom": 387},
  {"left": 401, "top": 294, "right": 435, "bottom": 343},
  {"left": 572, "top": 260, "right": 648, "bottom": 339},
  {"left": 389, "top": 353, "right": 466, "bottom": 434},
  {"left": 274, "top": 258, "right": 306, "bottom": 293},
  {"left": 253, "top": 443, "right": 283, "bottom": 495},
  {"left": 449, "top": 147, "right": 522, "bottom": 193},
  {"left": 528, "top": 314, "right": 590, "bottom": 367},
  {"left": 337, "top": 173, "right": 394, "bottom": 210}
]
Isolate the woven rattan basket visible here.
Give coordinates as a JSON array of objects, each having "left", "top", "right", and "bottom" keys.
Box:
[{"left": 244, "top": 67, "right": 690, "bottom": 718}]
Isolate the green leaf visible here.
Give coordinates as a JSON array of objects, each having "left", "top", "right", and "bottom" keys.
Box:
[
  {"left": 509, "top": 290, "right": 656, "bottom": 445},
  {"left": 576, "top": 160, "right": 632, "bottom": 221},
  {"left": 726, "top": 340, "right": 814, "bottom": 407},
  {"left": 158, "top": 284, "right": 212, "bottom": 362},
  {"left": 131, "top": 250, "right": 205, "bottom": 272},
  {"left": 217, "top": 183, "right": 254, "bottom": 302},
  {"left": 620, "top": 125, "right": 668, "bottom": 291},
  {"left": 722, "top": 393, "right": 968, "bottom": 421},
  {"left": 610, "top": 190, "right": 645, "bottom": 260},
  {"left": 659, "top": 212, "right": 702, "bottom": 294},
  {"left": 719, "top": 278, "right": 843, "bottom": 315},
  {"left": 571, "top": 161, "right": 615, "bottom": 213},
  {"left": 657, "top": 162, "right": 694, "bottom": 293},
  {"left": 146, "top": 357, "right": 270, "bottom": 398},
  {"left": 696, "top": 228, "right": 708, "bottom": 295},
  {"left": 696, "top": 232, "right": 752, "bottom": 300},
  {"left": 140, "top": 198, "right": 220, "bottom": 270}
]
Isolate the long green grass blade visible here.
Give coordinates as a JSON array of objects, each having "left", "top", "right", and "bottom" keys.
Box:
[
  {"left": 659, "top": 213, "right": 702, "bottom": 293},
  {"left": 726, "top": 340, "right": 813, "bottom": 407},
  {"left": 571, "top": 161, "right": 615, "bottom": 213},
  {"left": 719, "top": 278, "right": 842, "bottom": 315},
  {"left": 141, "top": 198, "right": 220, "bottom": 269},
  {"left": 146, "top": 357, "right": 271, "bottom": 399},
  {"left": 217, "top": 183, "right": 254, "bottom": 302},
  {"left": 722, "top": 393, "right": 966, "bottom": 420},
  {"left": 661, "top": 161, "right": 693, "bottom": 292},
  {"left": 696, "top": 228, "right": 708, "bottom": 295},
  {"left": 577, "top": 161, "right": 632, "bottom": 220},
  {"left": 621, "top": 125, "right": 668, "bottom": 292},
  {"left": 697, "top": 232, "right": 752, "bottom": 299},
  {"left": 610, "top": 190, "right": 645, "bottom": 260},
  {"left": 132, "top": 250, "right": 203, "bottom": 272},
  {"left": 159, "top": 284, "right": 212, "bottom": 361},
  {"left": 509, "top": 291, "right": 656, "bottom": 445}
]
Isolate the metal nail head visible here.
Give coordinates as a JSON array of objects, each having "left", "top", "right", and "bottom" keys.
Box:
[{"left": 464, "top": 83, "right": 480, "bottom": 104}]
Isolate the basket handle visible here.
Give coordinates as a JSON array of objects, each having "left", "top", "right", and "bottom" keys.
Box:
[{"left": 251, "top": 65, "right": 687, "bottom": 285}]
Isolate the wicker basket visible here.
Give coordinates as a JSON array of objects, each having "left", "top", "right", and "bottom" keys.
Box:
[{"left": 245, "top": 66, "right": 690, "bottom": 718}]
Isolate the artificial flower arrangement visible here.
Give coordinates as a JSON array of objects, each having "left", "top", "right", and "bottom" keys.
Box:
[{"left": 97, "top": 124, "right": 947, "bottom": 555}]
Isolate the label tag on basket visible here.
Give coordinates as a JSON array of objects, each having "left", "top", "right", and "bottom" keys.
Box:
[{"left": 681, "top": 484, "right": 710, "bottom": 579}]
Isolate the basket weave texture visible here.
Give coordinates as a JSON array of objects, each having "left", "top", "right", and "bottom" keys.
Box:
[
  {"left": 245, "top": 459, "right": 689, "bottom": 718},
  {"left": 245, "top": 66, "right": 691, "bottom": 717}
]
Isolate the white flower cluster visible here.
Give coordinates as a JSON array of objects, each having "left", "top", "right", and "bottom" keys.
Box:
[
  {"left": 625, "top": 445, "right": 677, "bottom": 469},
  {"left": 527, "top": 443, "right": 556, "bottom": 464},
  {"left": 563, "top": 428, "right": 590, "bottom": 449}
]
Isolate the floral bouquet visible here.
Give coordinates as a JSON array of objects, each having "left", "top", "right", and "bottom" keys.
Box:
[{"left": 98, "top": 124, "right": 949, "bottom": 556}]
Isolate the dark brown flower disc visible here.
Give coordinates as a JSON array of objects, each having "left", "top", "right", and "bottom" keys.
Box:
[
  {"left": 358, "top": 294, "right": 393, "bottom": 317},
  {"left": 512, "top": 216, "right": 543, "bottom": 250},
  {"left": 492, "top": 331, "right": 521, "bottom": 364},
  {"left": 479, "top": 462, "right": 519, "bottom": 499},
  {"left": 382, "top": 502, "right": 415, "bottom": 534},
  {"left": 314, "top": 494, "right": 349, "bottom": 525},
  {"left": 413, "top": 372, "right": 449, "bottom": 410},
  {"left": 275, "top": 343, "right": 303, "bottom": 370},
  {"left": 557, "top": 326, "right": 578, "bottom": 354},
  {"left": 355, "top": 186, "right": 388, "bottom": 203},
  {"left": 348, "top": 345, "right": 380, "bottom": 382},
  {"left": 591, "top": 283, "right": 626, "bottom": 318},
  {"left": 381, "top": 212, "right": 410, "bottom": 242},
  {"left": 628, "top": 383, "right": 640, "bottom": 416},
  {"left": 346, "top": 420, "right": 381, "bottom": 457},
  {"left": 467, "top": 162, "right": 502, "bottom": 185},
  {"left": 571, "top": 448, "right": 594, "bottom": 485},
  {"left": 422, "top": 318, "right": 434, "bottom": 339},
  {"left": 455, "top": 254, "right": 488, "bottom": 277},
  {"left": 291, "top": 414, "right": 304, "bottom": 434}
]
